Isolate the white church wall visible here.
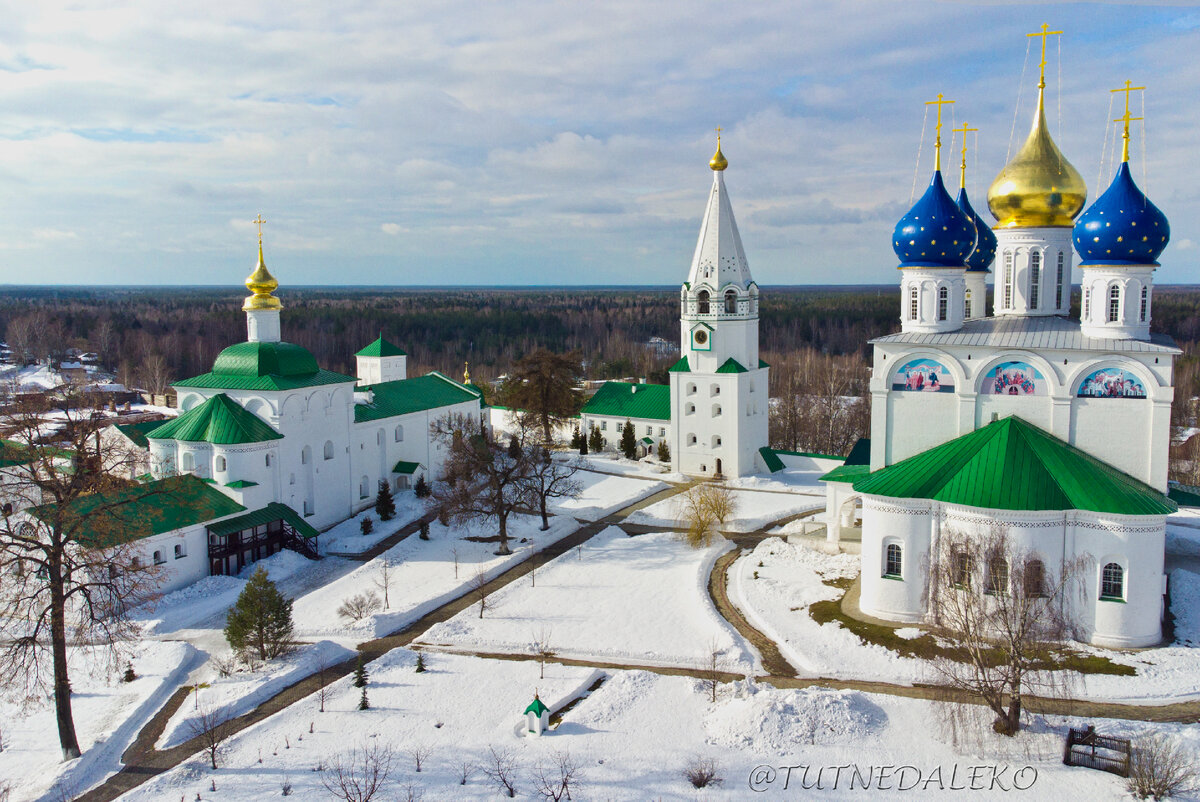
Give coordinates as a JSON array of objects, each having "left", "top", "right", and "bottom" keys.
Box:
[
  {"left": 134, "top": 524, "right": 211, "bottom": 595},
  {"left": 859, "top": 498, "right": 929, "bottom": 622},
  {"left": 885, "top": 392, "right": 958, "bottom": 465}
]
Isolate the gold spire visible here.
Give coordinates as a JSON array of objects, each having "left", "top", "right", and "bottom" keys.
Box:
[
  {"left": 1112, "top": 80, "right": 1145, "bottom": 163},
  {"left": 243, "top": 213, "right": 283, "bottom": 311},
  {"left": 954, "top": 122, "right": 978, "bottom": 189},
  {"left": 709, "top": 127, "right": 728, "bottom": 171},
  {"left": 925, "top": 94, "right": 955, "bottom": 172},
  {"left": 463, "top": 361, "right": 471, "bottom": 384},
  {"left": 986, "top": 26, "right": 1086, "bottom": 228}
]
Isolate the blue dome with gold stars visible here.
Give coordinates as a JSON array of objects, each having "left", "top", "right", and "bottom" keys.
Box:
[
  {"left": 1073, "top": 162, "right": 1169, "bottom": 265},
  {"left": 956, "top": 187, "right": 996, "bottom": 272},
  {"left": 893, "top": 171, "right": 976, "bottom": 267}
]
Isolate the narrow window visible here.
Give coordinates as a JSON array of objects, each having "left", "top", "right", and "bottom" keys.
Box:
[
  {"left": 174, "top": 544, "right": 185, "bottom": 559},
  {"left": 697, "top": 290, "right": 710, "bottom": 314},
  {"left": 1140, "top": 286, "right": 1148, "bottom": 323},
  {"left": 885, "top": 544, "right": 902, "bottom": 578},
  {"left": 1108, "top": 284, "right": 1121, "bottom": 323},
  {"left": 724, "top": 290, "right": 737, "bottom": 314},
  {"left": 394, "top": 425, "right": 404, "bottom": 442},
  {"left": 952, "top": 550, "right": 972, "bottom": 589},
  {"left": 600, "top": 421, "right": 607, "bottom": 431},
  {"left": 1003, "top": 252, "right": 1014, "bottom": 310},
  {"left": 909, "top": 286, "right": 918, "bottom": 320},
  {"left": 1029, "top": 251, "right": 1041, "bottom": 310},
  {"left": 616, "top": 422, "right": 623, "bottom": 432},
  {"left": 1083, "top": 286, "right": 1091, "bottom": 319},
  {"left": 153, "top": 550, "right": 165, "bottom": 566},
  {"left": 323, "top": 441, "right": 334, "bottom": 460},
  {"left": 986, "top": 556, "right": 1009, "bottom": 595},
  {"left": 1055, "top": 252, "right": 1065, "bottom": 309},
  {"left": 1100, "top": 563, "right": 1124, "bottom": 600},
  {"left": 1024, "top": 560, "right": 1045, "bottom": 598},
  {"left": 359, "top": 476, "right": 369, "bottom": 499},
  {"left": 964, "top": 289, "right": 972, "bottom": 319},
  {"left": 937, "top": 287, "right": 948, "bottom": 321},
  {"left": 214, "top": 456, "right": 226, "bottom": 472}
]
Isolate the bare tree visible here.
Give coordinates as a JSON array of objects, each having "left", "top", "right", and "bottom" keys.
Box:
[
  {"left": 431, "top": 412, "right": 532, "bottom": 555},
  {"left": 137, "top": 352, "right": 171, "bottom": 397},
  {"left": 316, "top": 654, "right": 330, "bottom": 714},
  {"left": 924, "top": 525, "right": 1083, "bottom": 736},
  {"left": 0, "top": 397, "right": 165, "bottom": 760},
  {"left": 470, "top": 570, "right": 491, "bottom": 619},
  {"left": 481, "top": 745, "right": 519, "bottom": 798},
  {"left": 674, "top": 483, "right": 736, "bottom": 549},
  {"left": 457, "top": 760, "right": 477, "bottom": 786},
  {"left": 374, "top": 559, "right": 394, "bottom": 610},
  {"left": 531, "top": 626, "right": 554, "bottom": 679},
  {"left": 321, "top": 742, "right": 395, "bottom": 802},
  {"left": 1126, "top": 733, "right": 1200, "bottom": 800},
  {"left": 532, "top": 750, "right": 583, "bottom": 801},
  {"left": 520, "top": 444, "right": 582, "bottom": 531},
  {"left": 188, "top": 703, "right": 232, "bottom": 770},
  {"left": 407, "top": 743, "right": 432, "bottom": 773},
  {"left": 700, "top": 636, "right": 724, "bottom": 704},
  {"left": 337, "top": 592, "right": 382, "bottom": 623}
]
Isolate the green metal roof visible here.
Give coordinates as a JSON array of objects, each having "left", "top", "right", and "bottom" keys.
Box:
[
  {"left": 581, "top": 381, "right": 671, "bottom": 421},
  {"left": 716, "top": 358, "right": 748, "bottom": 374},
  {"left": 640, "top": 436, "right": 654, "bottom": 445},
  {"left": 113, "top": 420, "right": 167, "bottom": 449},
  {"left": 0, "top": 439, "right": 38, "bottom": 468},
  {"left": 355, "top": 335, "right": 406, "bottom": 358},
  {"left": 392, "top": 460, "right": 420, "bottom": 474},
  {"left": 355, "top": 372, "right": 481, "bottom": 423},
  {"left": 524, "top": 696, "right": 549, "bottom": 716},
  {"left": 759, "top": 447, "right": 785, "bottom": 473},
  {"left": 206, "top": 502, "right": 319, "bottom": 539},
  {"left": 759, "top": 358, "right": 770, "bottom": 369},
  {"left": 174, "top": 340, "right": 356, "bottom": 391},
  {"left": 852, "top": 416, "right": 1176, "bottom": 515},
  {"left": 30, "top": 474, "right": 246, "bottom": 546},
  {"left": 224, "top": 479, "right": 259, "bottom": 488},
  {"left": 820, "top": 464, "right": 870, "bottom": 483},
  {"left": 667, "top": 356, "right": 690, "bottom": 373},
  {"left": 1168, "top": 483, "right": 1200, "bottom": 508},
  {"left": 147, "top": 394, "right": 283, "bottom": 445},
  {"left": 844, "top": 438, "right": 871, "bottom": 467}
]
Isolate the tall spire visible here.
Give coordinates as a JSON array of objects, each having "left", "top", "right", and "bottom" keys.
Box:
[
  {"left": 244, "top": 213, "right": 282, "bottom": 312},
  {"left": 925, "top": 94, "right": 954, "bottom": 172},
  {"left": 1112, "top": 80, "right": 1145, "bottom": 163},
  {"left": 688, "top": 134, "right": 752, "bottom": 289}
]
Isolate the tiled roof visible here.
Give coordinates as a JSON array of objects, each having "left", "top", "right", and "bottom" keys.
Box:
[
  {"left": 872, "top": 315, "right": 1179, "bottom": 354},
  {"left": 581, "top": 381, "right": 670, "bottom": 421},
  {"left": 852, "top": 416, "right": 1175, "bottom": 515},
  {"left": 147, "top": 394, "right": 283, "bottom": 445},
  {"left": 355, "top": 372, "right": 481, "bottom": 423},
  {"left": 206, "top": 502, "right": 318, "bottom": 539},
  {"left": 30, "top": 475, "right": 246, "bottom": 546},
  {"left": 356, "top": 335, "right": 407, "bottom": 358}
]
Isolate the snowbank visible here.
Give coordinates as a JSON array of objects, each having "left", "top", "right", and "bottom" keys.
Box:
[
  {"left": 549, "top": 470, "right": 666, "bottom": 520},
  {"left": 320, "top": 495, "right": 428, "bottom": 555},
  {"left": 627, "top": 489, "right": 823, "bottom": 533}
]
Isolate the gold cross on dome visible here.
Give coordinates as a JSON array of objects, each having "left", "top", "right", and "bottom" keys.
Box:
[
  {"left": 925, "top": 93, "right": 955, "bottom": 171},
  {"left": 253, "top": 214, "right": 266, "bottom": 245},
  {"left": 715, "top": 125, "right": 723, "bottom": 143},
  {"left": 1111, "top": 80, "right": 1145, "bottom": 163},
  {"left": 1027, "top": 24, "right": 1063, "bottom": 89},
  {"left": 953, "top": 122, "right": 978, "bottom": 189}
]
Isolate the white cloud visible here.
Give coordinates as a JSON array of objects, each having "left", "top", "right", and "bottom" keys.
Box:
[
  {"left": 31, "top": 227, "right": 77, "bottom": 241},
  {"left": 380, "top": 223, "right": 402, "bottom": 235}
]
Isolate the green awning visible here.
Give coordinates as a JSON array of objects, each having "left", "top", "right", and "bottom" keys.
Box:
[
  {"left": 224, "top": 479, "right": 259, "bottom": 488},
  {"left": 392, "top": 461, "right": 420, "bottom": 475}
]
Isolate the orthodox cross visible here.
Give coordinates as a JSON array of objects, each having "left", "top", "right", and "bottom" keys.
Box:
[
  {"left": 925, "top": 94, "right": 954, "bottom": 171},
  {"left": 1027, "top": 24, "right": 1063, "bottom": 89},
  {"left": 1111, "top": 80, "right": 1145, "bottom": 163},
  {"left": 253, "top": 214, "right": 266, "bottom": 246},
  {"left": 953, "top": 122, "right": 978, "bottom": 189}
]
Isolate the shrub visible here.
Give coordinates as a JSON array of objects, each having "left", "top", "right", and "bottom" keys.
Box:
[
  {"left": 682, "top": 756, "right": 724, "bottom": 789},
  {"left": 1126, "top": 733, "right": 1199, "bottom": 800},
  {"left": 338, "top": 592, "right": 382, "bottom": 622},
  {"left": 414, "top": 475, "right": 431, "bottom": 498},
  {"left": 361, "top": 517, "right": 374, "bottom": 535}
]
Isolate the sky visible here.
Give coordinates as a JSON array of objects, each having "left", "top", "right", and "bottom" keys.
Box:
[{"left": 0, "top": 1, "right": 1197, "bottom": 287}]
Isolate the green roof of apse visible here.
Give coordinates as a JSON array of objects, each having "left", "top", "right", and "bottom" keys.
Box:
[
  {"left": 174, "top": 341, "right": 356, "bottom": 391},
  {"left": 355, "top": 372, "right": 481, "bottom": 423},
  {"left": 851, "top": 416, "right": 1175, "bottom": 515},
  {"left": 581, "top": 381, "right": 671, "bottom": 421},
  {"left": 147, "top": 394, "right": 283, "bottom": 445},
  {"left": 355, "top": 335, "right": 407, "bottom": 357}
]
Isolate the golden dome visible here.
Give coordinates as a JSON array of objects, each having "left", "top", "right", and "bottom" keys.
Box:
[
  {"left": 243, "top": 242, "right": 283, "bottom": 311},
  {"left": 709, "top": 140, "right": 728, "bottom": 171},
  {"left": 987, "top": 89, "right": 1086, "bottom": 228}
]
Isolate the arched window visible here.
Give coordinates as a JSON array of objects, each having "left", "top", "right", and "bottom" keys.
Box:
[
  {"left": 1055, "top": 252, "right": 1065, "bottom": 309},
  {"left": 964, "top": 289, "right": 972, "bottom": 319},
  {"left": 711, "top": 384, "right": 720, "bottom": 396},
  {"left": 265, "top": 453, "right": 273, "bottom": 468},
  {"left": 685, "top": 403, "right": 695, "bottom": 415},
  {"left": 937, "top": 287, "right": 948, "bottom": 321},
  {"left": 1003, "top": 252, "right": 1014, "bottom": 310},
  {"left": 885, "top": 543, "right": 902, "bottom": 578},
  {"left": 376, "top": 430, "right": 384, "bottom": 446},
  {"left": 215, "top": 456, "right": 226, "bottom": 472},
  {"left": 174, "top": 544, "right": 185, "bottom": 560},
  {"left": 1024, "top": 559, "right": 1045, "bottom": 598},
  {"left": 712, "top": 435, "right": 722, "bottom": 448},
  {"left": 687, "top": 383, "right": 697, "bottom": 395},
  {"left": 909, "top": 286, "right": 918, "bottom": 320},
  {"left": 697, "top": 290, "right": 710, "bottom": 314},
  {"left": 712, "top": 404, "right": 722, "bottom": 417},
  {"left": 181, "top": 452, "right": 194, "bottom": 473},
  {"left": 1029, "top": 250, "right": 1041, "bottom": 309},
  {"left": 153, "top": 549, "right": 165, "bottom": 565},
  {"left": 1101, "top": 562, "right": 1124, "bottom": 600},
  {"left": 108, "top": 564, "right": 118, "bottom": 579},
  {"left": 986, "top": 556, "right": 1008, "bottom": 595},
  {"left": 1108, "top": 285, "right": 1121, "bottom": 323},
  {"left": 359, "top": 476, "right": 370, "bottom": 499},
  {"left": 323, "top": 440, "right": 334, "bottom": 460},
  {"left": 687, "top": 433, "right": 697, "bottom": 446},
  {"left": 952, "top": 550, "right": 972, "bottom": 589},
  {"left": 1140, "top": 286, "right": 1148, "bottom": 323},
  {"left": 394, "top": 425, "right": 404, "bottom": 442},
  {"left": 301, "top": 448, "right": 310, "bottom": 465},
  {"left": 724, "top": 290, "right": 737, "bottom": 314}
]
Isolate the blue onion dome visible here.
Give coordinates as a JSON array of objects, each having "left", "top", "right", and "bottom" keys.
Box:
[
  {"left": 1073, "top": 161, "right": 1169, "bottom": 265},
  {"left": 892, "top": 171, "right": 977, "bottom": 267},
  {"left": 956, "top": 187, "right": 997, "bottom": 272}
]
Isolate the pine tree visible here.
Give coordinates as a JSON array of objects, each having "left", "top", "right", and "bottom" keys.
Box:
[
  {"left": 353, "top": 653, "right": 368, "bottom": 688},
  {"left": 507, "top": 435, "right": 522, "bottom": 460},
  {"left": 414, "top": 474, "right": 431, "bottom": 498},
  {"left": 358, "top": 686, "right": 370, "bottom": 710},
  {"left": 588, "top": 425, "right": 604, "bottom": 453},
  {"left": 620, "top": 418, "right": 637, "bottom": 459},
  {"left": 570, "top": 426, "right": 582, "bottom": 450},
  {"left": 122, "top": 662, "right": 137, "bottom": 683},
  {"left": 224, "top": 566, "right": 294, "bottom": 661},
  {"left": 415, "top": 652, "right": 427, "bottom": 673},
  {"left": 375, "top": 480, "right": 396, "bottom": 521},
  {"left": 579, "top": 427, "right": 589, "bottom": 455},
  {"left": 419, "top": 520, "right": 430, "bottom": 540},
  {"left": 657, "top": 439, "right": 671, "bottom": 462}
]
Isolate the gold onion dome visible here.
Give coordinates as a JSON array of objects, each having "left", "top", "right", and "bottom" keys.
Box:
[
  {"left": 243, "top": 242, "right": 283, "bottom": 311},
  {"left": 987, "top": 89, "right": 1087, "bottom": 228},
  {"left": 709, "top": 139, "right": 728, "bottom": 171}
]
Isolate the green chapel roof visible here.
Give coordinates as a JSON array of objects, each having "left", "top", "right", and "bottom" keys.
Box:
[
  {"left": 355, "top": 372, "right": 481, "bottom": 423},
  {"left": 716, "top": 357, "right": 748, "bottom": 374},
  {"left": 524, "top": 696, "right": 549, "bottom": 716},
  {"left": 147, "top": 393, "right": 283, "bottom": 445},
  {"left": 356, "top": 335, "right": 406, "bottom": 358},
  {"left": 175, "top": 341, "right": 356, "bottom": 391},
  {"left": 851, "top": 416, "right": 1176, "bottom": 516},
  {"left": 581, "top": 381, "right": 670, "bottom": 421}
]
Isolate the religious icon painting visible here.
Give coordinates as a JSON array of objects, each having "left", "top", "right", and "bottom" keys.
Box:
[
  {"left": 1076, "top": 367, "right": 1147, "bottom": 399},
  {"left": 983, "top": 361, "right": 1046, "bottom": 396},
  {"left": 892, "top": 358, "right": 954, "bottom": 393}
]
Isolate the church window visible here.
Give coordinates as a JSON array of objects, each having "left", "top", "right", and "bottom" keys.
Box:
[
  {"left": 289, "top": 473, "right": 296, "bottom": 485},
  {"left": 153, "top": 550, "right": 165, "bottom": 566},
  {"left": 713, "top": 436, "right": 722, "bottom": 448},
  {"left": 1108, "top": 285, "right": 1121, "bottom": 323},
  {"left": 215, "top": 456, "right": 226, "bottom": 472},
  {"left": 376, "top": 430, "right": 384, "bottom": 446},
  {"left": 266, "top": 453, "right": 273, "bottom": 467},
  {"left": 131, "top": 556, "right": 140, "bottom": 569},
  {"left": 394, "top": 425, "right": 404, "bottom": 442},
  {"left": 724, "top": 290, "right": 737, "bottom": 313},
  {"left": 1083, "top": 286, "right": 1091, "bottom": 319},
  {"left": 964, "top": 289, "right": 972, "bottom": 319},
  {"left": 1055, "top": 252, "right": 1065, "bottom": 309},
  {"left": 1003, "top": 252, "right": 1014, "bottom": 310},
  {"left": 659, "top": 427, "right": 666, "bottom": 437},
  {"left": 986, "top": 556, "right": 1009, "bottom": 595},
  {"left": 1140, "top": 286, "right": 1148, "bottom": 322},
  {"left": 712, "top": 404, "right": 722, "bottom": 417},
  {"left": 687, "top": 383, "right": 696, "bottom": 395},
  {"left": 301, "top": 448, "right": 310, "bottom": 465},
  {"left": 645, "top": 425, "right": 652, "bottom": 435},
  {"left": 181, "top": 452, "right": 194, "bottom": 473},
  {"left": 359, "top": 476, "right": 370, "bottom": 499},
  {"left": 688, "top": 433, "right": 697, "bottom": 446},
  {"left": 323, "top": 440, "right": 334, "bottom": 460},
  {"left": 711, "top": 384, "right": 720, "bottom": 396},
  {"left": 600, "top": 421, "right": 607, "bottom": 430},
  {"left": 616, "top": 422, "right": 623, "bottom": 432},
  {"left": 951, "top": 550, "right": 972, "bottom": 589},
  {"left": 174, "top": 544, "right": 185, "bottom": 560},
  {"left": 908, "top": 287, "right": 918, "bottom": 320},
  {"left": 1024, "top": 559, "right": 1045, "bottom": 598},
  {"left": 697, "top": 290, "right": 710, "bottom": 314},
  {"left": 884, "top": 543, "right": 902, "bottom": 578},
  {"left": 1100, "top": 563, "right": 1124, "bottom": 600},
  {"left": 1029, "top": 251, "right": 1041, "bottom": 310},
  {"left": 937, "top": 287, "right": 948, "bottom": 321},
  {"left": 685, "top": 403, "right": 695, "bottom": 415}
]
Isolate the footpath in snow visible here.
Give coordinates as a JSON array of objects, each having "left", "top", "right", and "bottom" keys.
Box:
[{"left": 627, "top": 488, "right": 822, "bottom": 533}]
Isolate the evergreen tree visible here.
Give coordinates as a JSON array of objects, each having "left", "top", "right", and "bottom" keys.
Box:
[
  {"left": 415, "top": 652, "right": 427, "bottom": 673},
  {"left": 414, "top": 474, "right": 431, "bottom": 498},
  {"left": 375, "top": 480, "right": 396, "bottom": 521},
  {"left": 224, "top": 566, "right": 294, "bottom": 661},
  {"left": 122, "top": 662, "right": 137, "bottom": 683},
  {"left": 579, "top": 429, "right": 588, "bottom": 455},
  {"left": 499, "top": 349, "right": 584, "bottom": 444},
  {"left": 620, "top": 418, "right": 637, "bottom": 459},
  {"left": 507, "top": 435, "right": 523, "bottom": 460},
  {"left": 360, "top": 517, "right": 374, "bottom": 535},
  {"left": 588, "top": 425, "right": 604, "bottom": 453},
  {"left": 353, "top": 653, "right": 368, "bottom": 688},
  {"left": 570, "top": 426, "right": 582, "bottom": 450},
  {"left": 358, "top": 686, "right": 370, "bottom": 710},
  {"left": 419, "top": 520, "right": 430, "bottom": 540},
  {"left": 657, "top": 439, "right": 671, "bottom": 462}
]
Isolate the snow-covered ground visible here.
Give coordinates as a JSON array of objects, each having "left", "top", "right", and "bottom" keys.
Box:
[
  {"left": 0, "top": 641, "right": 199, "bottom": 802},
  {"left": 723, "top": 466, "right": 831, "bottom": 495},
  {"left": 549, "top": 469, "right": 666, "bottom": 520},
  {"left": 730, "top": 538, "right": 1200, "bottom": 703},
  {"left": 115, "top": 649, "right": 1193, "bottom": 801},
  {"left": 569, "top": 451, "right": 677, "bottom": 480},
  {"left": 319, "top": 496, "right": 429, "bottom": 556},
  {"left": 417, "top": 527, "right": 758, "bottom": 672},
  {"left": 627, "top": 488, "right": 823, "bottom": 532}
]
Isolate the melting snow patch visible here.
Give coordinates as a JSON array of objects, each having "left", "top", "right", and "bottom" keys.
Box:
[{"left": 704, "top": 684, "right": 885, "bottom": 755}]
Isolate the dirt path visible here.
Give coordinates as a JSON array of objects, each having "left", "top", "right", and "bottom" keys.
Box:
[{"left": 76, "top": 482, "right": 695, "bottom": 802}]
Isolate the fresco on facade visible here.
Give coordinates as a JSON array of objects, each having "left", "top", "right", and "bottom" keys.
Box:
[
  {"left": 983, "top": 361, "right": 1047, "bottom": 395},
  {"left": 892, "top": 358, "right": 955, "bottom": 393},
  {"left": 1077, "top": 367, "right": 1147, "bottom": 399}
]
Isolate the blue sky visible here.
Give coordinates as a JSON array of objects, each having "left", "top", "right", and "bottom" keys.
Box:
[{"left": 0, "top": 1, "right": 1196, "bottom": 286}]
